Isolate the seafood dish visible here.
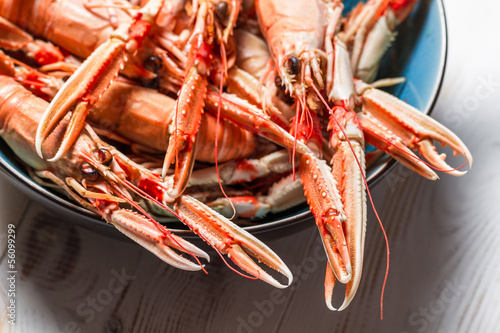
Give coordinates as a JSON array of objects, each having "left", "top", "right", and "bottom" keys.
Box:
[{"left": 0, "top": 0, "right": 471, "bottom": 311}]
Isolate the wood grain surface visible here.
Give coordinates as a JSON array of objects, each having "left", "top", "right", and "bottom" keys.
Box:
[{"left": 1, "top": 1, "right": 499, "bottom": 332}]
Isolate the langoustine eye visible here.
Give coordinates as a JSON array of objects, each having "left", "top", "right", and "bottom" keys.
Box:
[
  {"left": 143, "top": 55, "right": 163, "bottom": 73},
  {"left": 215, "top": 2, "right": 229, "bottom": 25},
  {"left": 94, "top": 148, "right": 113, "bottom": 166},
  {"left": 286, "top": 56, "right": 301, "bottom": 76},
  {"left": 80, "top": 162, "right": 99, "bottom": 181}
]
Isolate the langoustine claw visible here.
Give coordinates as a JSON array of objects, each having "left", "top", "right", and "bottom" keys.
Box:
[
  {"left": 325, "top": 109, "right": 367, "bottom": 310},
  {"left": 356, "top": 80, "right": 473, "bottom": 178}
]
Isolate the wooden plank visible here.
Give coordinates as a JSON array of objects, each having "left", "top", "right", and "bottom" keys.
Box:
[{"left": 107, "top": 225, "right": 317, "bottom": 333}]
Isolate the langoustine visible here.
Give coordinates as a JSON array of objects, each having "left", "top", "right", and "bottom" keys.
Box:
[
  {"left": 253, "top": 0, "right": 472, "bottom": 311},
  {"left": 0, "top": 75, "right": 293, "bottom": 288}
]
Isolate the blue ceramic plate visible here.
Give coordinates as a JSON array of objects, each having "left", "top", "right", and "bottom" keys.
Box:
[{"left": 0, "top": 0, "right": 447, "bottom": 238}]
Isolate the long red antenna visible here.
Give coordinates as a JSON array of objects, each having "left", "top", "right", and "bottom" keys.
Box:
[{"left": 213, "top": 39, "right": 238, "bottom": 219}]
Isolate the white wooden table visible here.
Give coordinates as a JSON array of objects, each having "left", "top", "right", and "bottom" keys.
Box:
[{"left": 2, "top": 1, "right": 499, "bottom": 332}]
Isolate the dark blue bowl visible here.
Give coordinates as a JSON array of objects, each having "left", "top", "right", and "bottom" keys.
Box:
[{"left": 0, "top": 0, "right": 447, "bottom": 239}]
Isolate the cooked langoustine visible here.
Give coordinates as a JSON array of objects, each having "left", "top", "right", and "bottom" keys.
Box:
[
  {"left": 253, "top": 0, "right": 472, "bottom": 311},
  {"left": 0, "top": 75, "right": 293, "bottom": 288}
]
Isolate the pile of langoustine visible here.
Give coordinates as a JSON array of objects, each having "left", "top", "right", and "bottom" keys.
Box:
[{"left": 0, "top": 0, "right": 471, "bottom": 312}]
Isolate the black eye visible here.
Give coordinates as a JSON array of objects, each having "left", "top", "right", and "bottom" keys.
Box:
[
  {"left": 215, "top": 2, "right": 229, "bottom": 25},
  {"left": 286, "top": 56, "right": 300, "bottom": 75},
  {"left": 81, "top": 162, "right": 99, "bottom": 181},
  {"left": 95, "top": 148, "right": 113, "bottom": 166},
  {"left": 143, "top": 55, "right": 163, "bottom": 73}
]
